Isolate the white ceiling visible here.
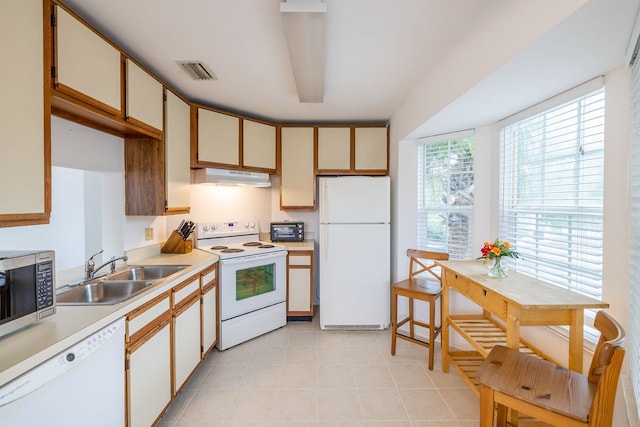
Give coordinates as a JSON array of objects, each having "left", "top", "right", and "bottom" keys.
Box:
[{"left": 61, "top": 0, "right": 640, "bottom": 138}]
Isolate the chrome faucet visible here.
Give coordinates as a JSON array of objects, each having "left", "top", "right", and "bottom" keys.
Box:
[
  {"left": 85, "top": 249, "right": 104, "bottom": 279},
  {"left": 91, "top": 254, "right": 129, "bottom": 279}
]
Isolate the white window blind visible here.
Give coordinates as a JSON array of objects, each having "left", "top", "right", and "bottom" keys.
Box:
[
  {"left": 629, "top": 53, "right": 640, "bottom": 421},
  {"left": 417, "top": 135, "right": 474, "bottom": 259},
  {"left": 499, "top": 85, "right": 605, "bottom": 304}
]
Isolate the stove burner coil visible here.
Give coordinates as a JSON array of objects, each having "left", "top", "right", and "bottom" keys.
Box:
[
  {"left": 258, "top": 244, "right": 275, "bottom": 248},
  {"left": 210, "top": 245, "right": 228, "bottom": 250},
  {"left": 221, "top": 248, "right": 245, "bottom": 253},
  {"left": 242, "top": 242, "right": 263, "bottom": 247}
]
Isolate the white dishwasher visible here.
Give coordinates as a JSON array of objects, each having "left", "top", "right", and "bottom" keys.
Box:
[{"left": 0, "top": 318, "right": 125, "bottom": 427}]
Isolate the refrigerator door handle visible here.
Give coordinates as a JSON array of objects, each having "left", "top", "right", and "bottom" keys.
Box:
[
  {"left": 320, "top": 226, "right": 328, "bottom": 262},
  {"left": 320, "top": 181, "right": 328, "bottom": 222}
]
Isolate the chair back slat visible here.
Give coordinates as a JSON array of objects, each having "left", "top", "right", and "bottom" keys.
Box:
[
  {"left": 587, "top": 310, "right": 626, "bottom": 426},
  {"left": 406, "top": 249, "right": 449, "bottom": 281}
]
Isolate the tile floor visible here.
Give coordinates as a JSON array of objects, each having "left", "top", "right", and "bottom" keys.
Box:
[{"left": 157, "top": 312, "right": 483, "bottom": 427}]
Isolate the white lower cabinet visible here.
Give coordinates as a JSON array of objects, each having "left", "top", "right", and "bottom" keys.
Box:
[
  {"left": 126, "top": 294, "right": 172, "bottom": 427},
  {"left": 200, "top": 264, "right": 218, "bottom": 357},
  {"left": 172, "top": 275, "right": 202, "bottom": 394},
  {"left": 173, "top": 296, "right": 201, "bottom": 392},
  {"left": 287, "top": 250, "right": 314, "bottom": 317},
  {"left": 127, "top": 323, "right": 171, "bottom": 427},
  {"left": 124, "top": 264, "right": 219, "bottom": 426}
]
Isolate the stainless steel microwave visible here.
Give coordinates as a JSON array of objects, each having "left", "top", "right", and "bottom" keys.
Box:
[
  {"left": 270, "top": 222, "right": 304, "bottom": 242},
  {"left": 0, "top": 250, "right": 55, "bottom": 338}
]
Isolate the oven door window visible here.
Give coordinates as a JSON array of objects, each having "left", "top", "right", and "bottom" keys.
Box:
[{"left": 236, "top": 263, "right": 275, "bottom": 300}]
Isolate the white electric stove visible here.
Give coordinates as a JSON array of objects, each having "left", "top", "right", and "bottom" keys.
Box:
[{"left": 195, "top": 220, "right": 287, "bottom": 350}]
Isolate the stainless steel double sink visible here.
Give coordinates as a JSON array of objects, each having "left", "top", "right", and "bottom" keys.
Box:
[{"left": 57, "top": 265, "right": 189, "bottom": 305}]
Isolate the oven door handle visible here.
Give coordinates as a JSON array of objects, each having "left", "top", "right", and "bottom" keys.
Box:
[{"left": 220, "top": 251, "right": 287, "bottom": 265}]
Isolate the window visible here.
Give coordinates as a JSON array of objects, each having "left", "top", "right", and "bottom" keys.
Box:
[
  {"left": 417, "top": 134, "right": 474, "bottom": 259},
  {"left": 499, "top": 83, "right": 605, "bottom": 305}
]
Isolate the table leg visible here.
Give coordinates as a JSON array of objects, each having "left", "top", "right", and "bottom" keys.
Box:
[
  {"left": 505, "top": 305, "right": 521, "bottom": 349},
  {"left": 478, "top": 384, "right": 495, "bottom": 427},
  {"left": 442, "top": 277, "right": 449, "bottom": 373},
  {"left": 568, "top": 309, "right": 584, "bottom": 372}
]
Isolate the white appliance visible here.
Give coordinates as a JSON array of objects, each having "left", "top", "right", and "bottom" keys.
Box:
[
  {"left": 195, "top": 221, "right": 287, "bottom": 350},
  {"left": 319, "top": 176, "right": 391, "bottom": 329},
  {"left": 0, "top": 318, "right": 125, "bottom": 427}
]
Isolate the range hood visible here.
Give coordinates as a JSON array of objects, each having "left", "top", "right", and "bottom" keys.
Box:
[{"left": 193, "top": 168, "right": 271, "bottom": 187}]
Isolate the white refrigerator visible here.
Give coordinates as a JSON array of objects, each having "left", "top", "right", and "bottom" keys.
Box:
[{"left": 319, "top": 176, "right": 390, "bottom": 329}]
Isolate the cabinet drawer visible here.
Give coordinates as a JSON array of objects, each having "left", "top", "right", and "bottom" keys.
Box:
[
  {"left": 289, "top": 254, "right": 311, "bottom": 266},
  {"left": 126, "top": 292, "right": 171, "bottom": 342},
  {"left": 201, "top": 265, "right": 217, "bottom": 288},
  {"left": 444, "top": 270, "right": 469, "bottom": 294},
  {"left": 173, "top": 275, "right": 200, "bottom": 307},
  {"left": 466, "top": 285, "right": 507, "bottom": 318}
]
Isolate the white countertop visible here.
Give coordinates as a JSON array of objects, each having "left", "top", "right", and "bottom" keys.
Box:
[
  {"left": 0, "top": 249, "right": 217, "bottom": 386},
  {"left": 259, "top": 233, "right": 315, "bottom": 251}
]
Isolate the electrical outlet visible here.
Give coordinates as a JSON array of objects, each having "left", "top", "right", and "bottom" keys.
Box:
[{"left": 144, "top": 227, "right": 154, "bottom": 241}]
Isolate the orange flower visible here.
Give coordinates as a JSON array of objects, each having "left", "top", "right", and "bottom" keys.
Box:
[
  {"left": 491, "top": 247, "right": 501, "bottom": 256},
  {"left": 503, "top": 241, "right": 510, "bottom": 248}
]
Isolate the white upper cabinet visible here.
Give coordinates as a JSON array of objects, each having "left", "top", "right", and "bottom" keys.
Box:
[
  {"left": 317, "top": 127, "right": 351, "bottom": 172},
  {"left": 0, "top": 0, "right": 47, "bottom": 222},
  {"left": 196, "top": 108, "right": 240, "bottom": 167},
  {"left": 165, "top": 90, "right": 191, "bottom": 211},
  {"left": 280, "top": 127, "right": 315, "bottom": 209},
  {"left": 55, "top": 5, "right": 122, "bottom": 113},
  {"left": 242, "top": 119, "right": 276, "bottom": 172},
  {"left": 126, "top": 59, "right": 163, "bottom": 131},
  {"left": 354, "top": 127, "right": 388, "bottom": 172}
]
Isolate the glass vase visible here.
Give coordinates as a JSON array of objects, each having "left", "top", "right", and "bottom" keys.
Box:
[{"left": 488, "top": 257, "right": 508, "bottom": 278}]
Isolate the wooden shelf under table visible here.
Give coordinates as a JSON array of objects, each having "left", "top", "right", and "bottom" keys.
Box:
[{"left": 447, "top": 313, "right": 558, "bottom": 396}]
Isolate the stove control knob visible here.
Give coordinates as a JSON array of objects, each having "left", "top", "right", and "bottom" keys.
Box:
[
  {"left": 244, "top": 222, "right": 250, "bottom": 228},
  {"left": 250, "top": 222, "right": 256, "bottom": 229},
  {"left": 202, "top": 225, "right": 210, "bottom": 232},
  {"left": 212, "top": 224, "right": 218, "bottom": 230}
]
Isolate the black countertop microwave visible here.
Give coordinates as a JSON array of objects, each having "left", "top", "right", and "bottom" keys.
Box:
[{"left": 270, "top": 222, "right": 304, "bottom": 242}]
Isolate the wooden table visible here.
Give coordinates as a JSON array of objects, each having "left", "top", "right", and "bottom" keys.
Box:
[{"left": 436, "top": 260, "right": 608, "bottom": 388}]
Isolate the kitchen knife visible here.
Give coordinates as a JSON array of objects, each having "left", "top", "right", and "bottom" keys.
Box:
[{"left": 178, "top": 221, "right": 190, "bottom": 238}]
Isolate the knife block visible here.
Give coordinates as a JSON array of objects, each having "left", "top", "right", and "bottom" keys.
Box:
[{"left": 161, "top": 231, "right": 193, "bottom": 254}]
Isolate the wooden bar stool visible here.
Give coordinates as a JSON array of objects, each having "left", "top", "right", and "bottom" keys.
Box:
[
  {"left": 477, "top": 310, "right": 625, "bottom": 427},
  {"left": 391, "top": 249, "right": 449, "bottom": 370}
]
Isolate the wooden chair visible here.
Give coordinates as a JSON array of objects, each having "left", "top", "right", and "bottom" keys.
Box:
[
  {"left": 391, "top": 249, "right": 449, "bottom": 370},
  {"left": 477, "top": 310, "right": 626, "bottom": 427}
]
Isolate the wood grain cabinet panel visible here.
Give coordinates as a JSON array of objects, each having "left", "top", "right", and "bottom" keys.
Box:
[
  {"left": 54, "top": 5, "right": 121, "bottom": 114},
  {"left": 280, "top": 127, "right": 315, "bottom": 209},
  {"left": 0, "top": 0, "right": 49, "bottom": 226}
]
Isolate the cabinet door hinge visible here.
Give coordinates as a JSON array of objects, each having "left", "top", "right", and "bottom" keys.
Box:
[
  {"left": 51, "top": 66, "right": 57, "bottom": 79},
  {"left": 165, "top": 200, "right": 168, "bottom": 209},
  {"left": 51, "top": 13, "right": 56, "bottom": 27},
  {"left": 124, "top": 358, "right": 129, "bottom": 370},
  {"left": 163, "top": 93, "right": 167, "bottom": 102}
]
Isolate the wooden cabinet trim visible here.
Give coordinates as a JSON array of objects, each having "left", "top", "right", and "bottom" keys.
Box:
[
  {"left": 127, "top": 316, "right": 170, "bottom": 352},
  {"left": 172, "top": 292, "right": 200, "bottom": 317}
]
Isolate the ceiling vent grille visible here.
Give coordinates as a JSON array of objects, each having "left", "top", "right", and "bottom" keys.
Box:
[{"left": 176, "top": 61, "right": 217, "bottom": 80}]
